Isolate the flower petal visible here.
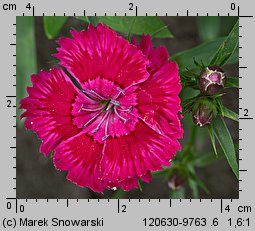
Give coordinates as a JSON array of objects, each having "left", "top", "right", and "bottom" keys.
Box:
[
  {"left": 101, "top": 122, "right": 177, "bottom": 183},
  {"left": 109, "top": 171, "right": 152, "bottom": 191},
  {"left": 54, "top": 24, "right": 149, "bottom": 88},
  {"left": 53, "top": 132, "right": 151, "bottom": 192},
  {"left": 71, "top": 77, "right": 139, "bottom": 143},
  {"left": 19, "top": 68, "right": 80, "bottom": 156},
  {"left": 133, "top": 35, "right": 183, "bottom": 139},
  {"left": 53, "top": 133, "right": 106, "bottom": 192}
]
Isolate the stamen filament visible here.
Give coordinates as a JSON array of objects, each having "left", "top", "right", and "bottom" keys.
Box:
[
  {"left": 118, "top": 106, "right": 133, "bottom": 113},
  {"left": 102, "top": 112, "right": 111, "bottom": 141},
  {"left": 79, "top": 104, "right": 104, "bottom": 112},
  {"left": 115, "top": 87, "right": 125, "bottom": 99},
  {"left": 114, "top": 107, "right": 128, "bottom": 123},
  {"left": 110, "top": 99, "right": 120, "bottom": 106},
  {"left": 87, "top": 90, "right": 107, "bottom": 101},
  {"left": 80, "top": 89, "right": 96, "bottom": 101},
  {"left": 83, "top": 110, "right": 102, "bottom": 128},
  {"left": 92, "top": 110, "right": 111, "bottom": 133},
  {"left": 80, "top": 89, "right": 106, "bottom": 101}
]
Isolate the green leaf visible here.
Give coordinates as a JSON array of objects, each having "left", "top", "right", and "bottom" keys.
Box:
[
  {"left": 188, "top": 178, "right": 199, "bottom": 199},
  {"left": 223, "top": 107, "right": 239, "bottom": 122},
  {"left": 220, "top": 17, "right": 238, "bottom": 36},
  {"left": 172, "top": 37, "right": 238, "bottom": 71},
  {"left": 49, "top": 151, "right": 55, "bottom": 158},
  {"left": 208, "top": 125, "right": 218, "bottom": 157},
  {"left": 189, "top": 171, "right": 210, "bottom": 194},
  {"left": 197, "top": 17, "right": 221, "bottom": 42},
  {"left": 195, "top": 150, "right": 224, "bottom": 168},
  {"left": 43, "top": 16, "right": 68, "bottom": 39},
  {"left": 210, "top": 20, "right": 239, "bottom": 66},
  {"left": 87, "top": 16, "right": 99, "bottom": 26},
  {"left": 17, "top": 17, "right": 37, "bottom": 127},
  {"left": 138, "top": 180, "right": 143, "bottom": 192},
  {"left": 228, "top": 45, "right": 239, "bottom": 64},
  {"left": 111, "top": 188, "right": 126, "bottom": 199},
  {"left": 127, "top": 17, "right": 136, "bottom": 41},
  {"left": 212, "top": 116, "right": 239, "bottom": 179},
  {"left": 152, "top": 167, "right": 171, "bottom": 176},
  {"left": 194, "top": 143, "right": 238, "bottom": 168},
  {"left": 226, "top": 77, "right": 239, "bottom": 88},
  {"left": 187, "top": 165, "right": 199, "bottom": 198},
  {"left": 75, "top": 16, "right": 89, "bottom": 22},
  {"left": 77, "top": 16, "right": 173, "bottom": 38},
  {"left": 215, "top": 98, "right": 224, "bottom": 116}
]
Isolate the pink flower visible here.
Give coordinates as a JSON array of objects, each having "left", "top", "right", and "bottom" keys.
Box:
[{"left": 19, "top": 24, "right": 183, "bottom": 192}]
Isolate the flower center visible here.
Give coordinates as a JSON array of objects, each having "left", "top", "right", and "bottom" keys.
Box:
[{"left": 72, "top": 78, "right": 139, "bottom": 143}]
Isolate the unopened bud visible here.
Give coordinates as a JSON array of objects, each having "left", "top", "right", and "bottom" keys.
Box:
[
  {"left": 198, "top": 66, "right": 225, "bottom": 95},
  {"left": 192, "top": 99, "right": 216, "bottom": 127},
  {"left": 168, "top": 174, "right": 185, "bottom": 190}
]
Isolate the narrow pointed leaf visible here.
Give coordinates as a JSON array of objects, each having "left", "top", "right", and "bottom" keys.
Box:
[
  {"left": 172, "top": 37, "right": 238, "bottom": 70},
  {"left": 226, "top": 77, "right": 239, "bottom": 88},
  {"left": 152, "top": 168, "right": 171, "bottom": 176},
  {"left": 215, "top": 98, "right": 224, "bottom": 117},
  {"left": 210, "top": 20, "right": 239, "bottom": 66},
  {"left": 212, "top": 116, "right": 239, "bottom": 179},
  {"left": 223, "top": 107, "right": 239, "bottom": 122},
  {"left": 187, "top": 165, "right": 199, "bottom": 198},
  {"left": 195, "top": 143, "right": 238, "bottom": 168},
  {"left": 138, "top": 180, "right": 143, "bottom": 192},
  {"left": 195, "top": 151, "right": 224, "bottom": 168},
  {"left": 188, "top": 178, "right": 199, "bottom": 199},
  {"left": 208, "top": 125, "right": 218, "bottom": 157},
  {"left": 189, "top": 171, "right": 210, "bottom": 194}
]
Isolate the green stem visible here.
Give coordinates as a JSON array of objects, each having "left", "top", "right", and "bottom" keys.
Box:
[{"left": 188, "top": 124, "right": 197, "bottom": 148}]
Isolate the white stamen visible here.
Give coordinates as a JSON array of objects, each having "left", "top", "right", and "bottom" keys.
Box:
[
  {"left": 115, "top": 87, "right": 125, "bottom": 99},
  {"left": 83, "top": 110, "right": 102, "bottom": 128},
  {"left": 124, "top": 118, "right": 130, "bottom": 124},
  {"left": 79, "top": 104, "right": 104, "bottom": 112},
  {"left": 102, "top": 134, "right": 110, "bottom": 141},
  {"left": 91, "top": 111, "right": 110, "bottom": 134},
  {"left": 78, "top": 104, "right": 84, "bottom": 113},
  {"left": 102, "top": 111, "right": 112, "bottom": 141},
  {"left": 87, "top": 90, "right": 106, "bottom": 101},
  {"left": 92, "top": 128, "right": 99, "bottom": 133},
  {"left": 117, "top": 87, "right": 125, "bottom": 94},
  {"left": 80, "top": 89, "right": 96, "bottom": 101},
  {"left": 105, "top": 103, "right": 113, "bottom": 111},
  {"left": 118, "top": 106, "right": 133, "bottom": 113},
  {"left": 110, "top": 99, "right": 120, "bottom": 106},
  {"left": 114, "top": 107, "right": 129, "bottom": 123}
]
